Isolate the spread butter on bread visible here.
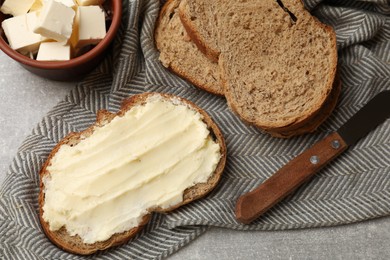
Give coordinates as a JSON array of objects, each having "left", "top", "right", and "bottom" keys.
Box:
[
  {"left": 179, "top": 0, "right": 338, "bottom": 131},
  {"left": 39, "top": 92, "right": 226, "bottom": 255}
]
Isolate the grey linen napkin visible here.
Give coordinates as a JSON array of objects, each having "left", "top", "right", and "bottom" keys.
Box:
[{"left": 0, "top": 0, "right": 389, "bottom": 259}]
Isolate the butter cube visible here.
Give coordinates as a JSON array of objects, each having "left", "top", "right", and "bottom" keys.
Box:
[
  {"left": 76, "top": 0, "right": 104, "bottom": 6},
  {"left": 74, "top": 6, "right": 106, "bottom": 48},
  {"left": 34, "top": 0, "right": 75, "bottom": 43},
  {"left": 37, "top": 42, "right": 71, "bottom": 60},
  {"left": 55, "top": 0, "right": 77, "bottom": 9},
  {"left": 0, "top": 0, "right": 35, "bottom": 16},
  {"left": 1, "top": 12, "right": 43, "bottom": 54},
  {"left": 30, "top": 0, "right": 76, "bottom": 13},
  {"left": 29, "top": 0, "right": 43, "bottom": 11}
]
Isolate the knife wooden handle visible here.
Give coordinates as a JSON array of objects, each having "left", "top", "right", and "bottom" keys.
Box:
[{"left": 235, "top": 132, "right": 348, "bottom": 224}]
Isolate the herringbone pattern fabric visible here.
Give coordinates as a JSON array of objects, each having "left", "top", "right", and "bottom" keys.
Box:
[{"left": 0, "top": 0, "right": 389, "bottom": 259}]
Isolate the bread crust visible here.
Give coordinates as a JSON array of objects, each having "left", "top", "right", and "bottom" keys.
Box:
[
  {"left": 155, "top": 0, "right": 223, "bottom": 96},
  {"left": 39, "top": 92, "right": 226, "bottom": 255},
  {"left": 218, "top": 69, "right": 340, "bottom": 138},
  {"left": 178, "top": 0, "right": 220, "bottom": 63}
]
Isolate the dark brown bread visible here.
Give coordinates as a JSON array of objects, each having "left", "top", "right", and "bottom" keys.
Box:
[{"left": 39, "top": 92, "right": 227, "bottom": 255}]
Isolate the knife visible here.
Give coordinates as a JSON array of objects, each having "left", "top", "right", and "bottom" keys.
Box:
[{"left": 235, "top": 90, "right": 390, "bottom": 224}]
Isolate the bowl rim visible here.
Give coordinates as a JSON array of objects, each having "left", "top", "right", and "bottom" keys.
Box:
[{"left": 0, "top": 0, "right": 122, "bottom": 69}]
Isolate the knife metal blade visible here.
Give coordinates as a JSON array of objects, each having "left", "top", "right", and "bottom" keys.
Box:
[
  {"left": 338, "top": 90, "right": 390, "bottom": 146},
  {"left": 235, "top": 90, "right": 390, "bottom": 224}
]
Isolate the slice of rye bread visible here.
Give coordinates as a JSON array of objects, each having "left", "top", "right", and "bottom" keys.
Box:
[
  {"left": 155, "top": 0, "right": 223, "bottom": 96},
  {"left": 179, "top": 0, "right": 338, "bottom": 131},
  {"left": 39, "top": 92, "right": 227, "bottom": 255}
]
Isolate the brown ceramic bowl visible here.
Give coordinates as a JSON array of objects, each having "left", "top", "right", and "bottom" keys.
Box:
[{"left": 0, "top": 0, "right": 122, "bottom": 81}]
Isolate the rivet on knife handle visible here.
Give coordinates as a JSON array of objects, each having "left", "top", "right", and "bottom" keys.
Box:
[{"left": 235, "top": 132, "right": 348, "bottom": 224}]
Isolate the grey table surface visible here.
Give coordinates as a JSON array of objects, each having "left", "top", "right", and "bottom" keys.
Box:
[{"left": 0, "top": 51, "right": 389, "bottom": 259}]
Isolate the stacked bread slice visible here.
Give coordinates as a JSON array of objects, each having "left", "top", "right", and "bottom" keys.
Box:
[
  {"left": 155, "top": 0, "right": 223, "bottom": 96},
  {"left": 155, "top": 0, "right": 340, "bottom": 137}
]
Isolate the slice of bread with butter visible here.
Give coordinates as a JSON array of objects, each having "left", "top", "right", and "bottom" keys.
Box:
[{"left": 39, "top": 92, "right": 227, "bottom": 255}]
